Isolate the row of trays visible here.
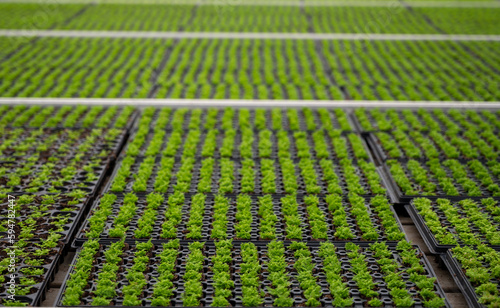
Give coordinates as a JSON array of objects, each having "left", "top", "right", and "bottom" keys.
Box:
[
  {"left": 54, "top": 241, "right": 450, "bottom": 308},
  {"left": 3, "top": 107, "right": 499, "bottom": 308},
  {"left": 3, "top": 229, "right": 498, "bottom": 307},
  {"left": 72, "top": 193, "right": 406, "bottom": 246},
  {"left": 16, "top": 169, "right": 495, "bottom": 255}
]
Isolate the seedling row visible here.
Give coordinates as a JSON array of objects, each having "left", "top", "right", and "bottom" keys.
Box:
[
  {"left": 107, "top": 156, "right": 385, "bottom": 196},
  {"left": 127, "top": 107, "right": 353, "bottom": 133},
  {"left": 75, "top": 192, "right": 404, "bottom": 243},
  {"left": 58, "top": 240, "right": 448, "bottom": 307},
  {"left": 408, "top": 197, "right": 500, "bottom": 253},
  {"left": 124, "top": 128, "right": 367, "bottom": 161}
]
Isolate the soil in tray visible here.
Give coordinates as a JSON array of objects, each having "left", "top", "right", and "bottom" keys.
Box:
[
  {"left": 0, "top": 194, "right": 88, "bottom": 244},
  {"left": 107, "top": 156, "right": 384, "bottom": 196},
  {"left": 383, "top": 158, "right": 500, "bottom": 200},
  {"left": 409, "top": 197, "right": 500, "bottom": 250},
  {"left": 57, "top": 240, "right": 448, "bottom": 307},
  {"left": 443, "top": 244, "right": 500, "bottom": 308},
  {"left": 0, "top": 242, "right": 62, "bottom": 307},
  {"left": 76, "top": 192, "right": 405, "bottom": 243}
]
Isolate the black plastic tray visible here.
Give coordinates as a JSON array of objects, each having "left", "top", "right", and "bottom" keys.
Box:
[
  {"left": 0, "top": 195, "right": 93, "bottom": 246},
  {"left": 0, "top": 243, "right": 62, "bottom": 307},
  {"left": 380, "top": 163, "right": 500, "bottom": 204},
  {"left": 406, "top": 201, "right": 500, "bottom": 254},
  {"left": 406, "top": 204, "right": 455, "bottom": 255},
  {"left": 0, "top": 162, "right": 109, "bottom": 198},
  {"left": 73, "top": 193, "right": 405, "bottom": 247},
  {"left": 366, "top": 132, "right": 499, "bottom": 164},
  {"left": 139, "top": 108, "right": 357, "bottom": 133},
  {"left": 379, "top": 164, "right": 429, "bottom": 204},
  {"left": 121, "top": 128, "right": 365, "bottom": 161},
  {"left": 440, "top": 251, "right": 486, "bottom": 308},
  {"left": 2, "top": 106, "right": 137, "bottom": 130},
  {"left": 350, "top": 108, "right": 498, "bottom": 134},
  {"left": 104, "top": 155, "right": 382, "bottom": 197},
  {"left": 56, "top": 241, "right": 450, "bottom": 308}
]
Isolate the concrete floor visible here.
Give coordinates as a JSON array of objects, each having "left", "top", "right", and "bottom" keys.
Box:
[
  {"left": 400, "top": 221, "right": 467, "bottom": 308},
  {"left": 40, "top": 206, "right": 468, "bottom": 307}
]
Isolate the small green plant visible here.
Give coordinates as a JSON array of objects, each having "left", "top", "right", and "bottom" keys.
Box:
[{"left": 181, "top": 242, "right": 205, "bottom": 306}]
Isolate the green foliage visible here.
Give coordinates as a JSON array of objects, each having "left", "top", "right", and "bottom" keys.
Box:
[
  {"left": 160, "top": 192, "right": 185, "bottom": 238},
  {"left": 182, "top": 242, "right": 205, "bottom": 306},
  {"left": 266, "top": 241, "right": 294, "bottom": 307},
  {"left": 281, "top": 195, "right": 303, "bottom": 240},
  {"left": 235, "top": 195, "right": 253, "bottom": 240},
  {"left": 258, "top": 195, "right": 278, "bottom": 240},
  {"left": 211, "top": 195, "right": 230, "bottom": 239},
  {"left": 240, "top": 242, "right": 263, "bottom": 306}
]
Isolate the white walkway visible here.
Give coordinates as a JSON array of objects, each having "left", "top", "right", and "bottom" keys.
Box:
[
  {"left": 0, "top": 0, "right": 499, "bottom": 7},
  {"left": 0, "top": 98, "right": 499, "bottom": 109},
  {"left": 1, "top": 30, "right": 499, "bottom": 41}
]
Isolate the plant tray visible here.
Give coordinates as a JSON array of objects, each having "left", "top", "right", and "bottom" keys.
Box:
[
  {"left": 380, "top": 161, "right": 500, "bottom": 204},
  {"left": 56, "top": 241, "right": 449, "bottom": 308},
  {"left": 0, "top": 242, "right": 62, "bottom": 307},
  {"left": 134, "top": 107, "right": 355, "bottom": 133},
  {"left": 73, "top": 193, "right": 405, "bottom": 246},
  {"left": 123, "top": 127, "right": 368, "bottom": 161},
  {"left": 441, "top": 246, "right": 500, "bottom": 308},
  {"left": 406, "top": 198, "right": 500, "bottom": 254},
  {"left": 0, "top": 160, "right": 110, "bottom": 198},
  {"left": 0, "top": 127, "right": 128, "bottom": 162},
  {"left": 366, "top": 132, "right": 499, "bottom": 164},
  {"left": 351, "top": 108, "right": 500, "bottom": 134},
  {"left": 0, "top": 194, "right": 93, "bottom": 245},
  {"left": 105, "top": 156, "right": 383, "bottom": 197},
  {"left": 1, "top": 105, "right": 137, "bottom": 130}
]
